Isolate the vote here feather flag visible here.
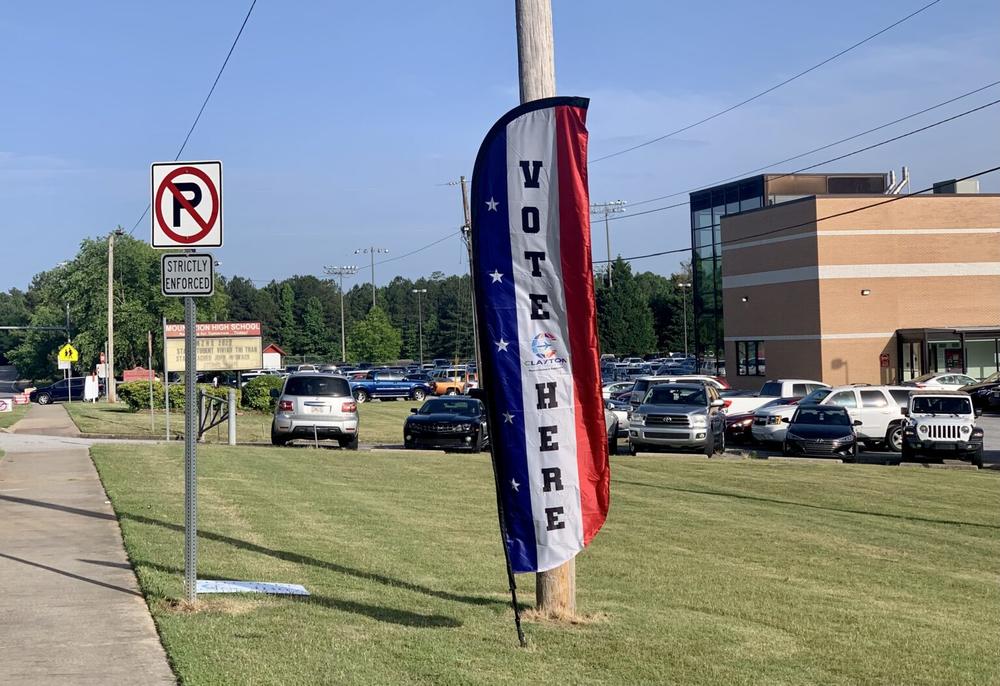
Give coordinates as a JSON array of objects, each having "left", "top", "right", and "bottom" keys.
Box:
[{"left": 471, "top": 97, "right": 610, "bottom": 574}]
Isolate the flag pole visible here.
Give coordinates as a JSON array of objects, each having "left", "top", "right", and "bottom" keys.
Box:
[{"left": 486, "top": 442, "right": 528, "bottom": 648}]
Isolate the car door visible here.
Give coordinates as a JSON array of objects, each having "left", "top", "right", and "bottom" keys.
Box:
[
  {"left": 859, "top": 389, "right": 894, "bottom": 438},
  {"left": 824, "top": 390, "right": 862, "bottom": 433},
  {"left": 51, "top": 379, "right": 69, "bottom": 401}
]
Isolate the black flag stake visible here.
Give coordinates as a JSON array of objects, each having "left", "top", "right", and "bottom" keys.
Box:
[{"left": 486, "top": 439, "right": 529, "bottom": 648}]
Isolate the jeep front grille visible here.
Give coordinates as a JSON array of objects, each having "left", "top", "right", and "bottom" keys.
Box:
[{"left": 927, "top": 425, "right": 961, "bottom": 440}]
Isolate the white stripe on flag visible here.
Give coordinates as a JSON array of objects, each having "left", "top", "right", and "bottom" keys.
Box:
[{"left": 505, "top": 107, "right": 584, "bottom": 572}]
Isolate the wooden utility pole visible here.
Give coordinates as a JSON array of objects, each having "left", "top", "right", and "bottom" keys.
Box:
[
  {"left": 515, "top": 0, "right": 576, "bottom": 618},
  {"left": 106, "top": 229, "right": 120, "bottom": 403}
]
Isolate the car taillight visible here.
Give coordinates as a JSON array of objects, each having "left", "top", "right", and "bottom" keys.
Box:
[
  {"left": 341, "top": 401, "right": 357, "bottom": 413},
  {"left": 278, "top": 400, "right": 293, "bottom": 412},
  {"left": 723, "top": 399, "right": 732, "bottom": 408}
]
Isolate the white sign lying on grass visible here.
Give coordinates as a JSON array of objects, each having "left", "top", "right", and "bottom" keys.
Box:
[{"left": 196, "top": 580, "right": 309, "bottom": 596}]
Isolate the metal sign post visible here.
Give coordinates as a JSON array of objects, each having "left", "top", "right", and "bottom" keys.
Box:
[{"left": 183, "top": 296, "right": 198, "bottom": 602}]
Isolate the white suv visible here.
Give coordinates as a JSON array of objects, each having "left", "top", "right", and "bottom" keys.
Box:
[
  {"left": 902, "top": 392, "right": 984, "bottom": 466},
  {"left": 818, "top": 385, "right": 913, "bottom": 452}
]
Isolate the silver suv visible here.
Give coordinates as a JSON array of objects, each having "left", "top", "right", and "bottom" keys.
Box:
[
  {"left": 628, "top": 383, "right": 726, "bottom": 456},
  {"left": 271, "top": 373, "right": 359, "bottom": 449},
  {"left": 902, "top": 391, "right": 984, "bottom": 466}
]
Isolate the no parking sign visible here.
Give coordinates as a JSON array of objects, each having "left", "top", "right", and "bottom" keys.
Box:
[{"left": 151, "top": 161, "right": 223, "bottom": 248}]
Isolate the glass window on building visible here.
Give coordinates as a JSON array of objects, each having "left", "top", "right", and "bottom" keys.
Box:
[
  {"left": 965, "top": 339, "right": 999, "bottom": 380},
  {"left": 736, "top": 341, "right": 765, "bottom": 376}
]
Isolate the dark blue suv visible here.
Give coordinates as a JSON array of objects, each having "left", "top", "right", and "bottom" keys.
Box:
[{"left": 30, "top": 378, "right": 103, "bottom": 404}]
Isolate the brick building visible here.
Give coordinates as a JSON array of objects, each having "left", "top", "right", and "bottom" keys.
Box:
[{"left": 714, "top": 188, "right": 1000, "bottom": 390}]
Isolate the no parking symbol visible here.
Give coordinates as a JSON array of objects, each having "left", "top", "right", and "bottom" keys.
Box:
[{"left": 151, "top": 161, "right": 223, "bottom": 248}]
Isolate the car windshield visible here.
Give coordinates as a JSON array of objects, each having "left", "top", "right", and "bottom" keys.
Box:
[
  {"left": 802, "top": 388, "right": 832, "bottom": 404},
  {"left": 418, "top": 398, "right": 480, "bottom": 416},
  {"left": 793, "top": 407, "right": 850, "bottom": 426},
  {"left": 911, "top": 396, "right": 972, "bottom": 415},
  {"left": 645, "top": 386, "right": 706, "bottom": 406},
  {"left": 283, "top": 376, "right": 350, "bottom": 397}
]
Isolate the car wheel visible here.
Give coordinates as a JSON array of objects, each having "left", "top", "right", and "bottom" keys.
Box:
[
  {"left": 411, "top": 388, "right": 426, "bottom": 401},
  {"left": 782, "top": 443, "right": 793, "bottom": 457},
  {"left": 704, "top": 433, "right": 715, "bottom": 458},
  {"left": 715, "top": 429, "right": 726, "bottom": 455},
  {"left": 628, "top": 441, "right": 639, "bottom": 456},
  {"left": 885, "top": 424, "right": 903, "bottom": 453},
  {"left": 270, "top": 423, "right": 287, "bottom": 447},
  {"left": 900, "top": 439, "right": 914, "bottom": 462},
  {"left": 970, "top": 445, "right": 984, "bottom": 468},
  {"left": 608, "top": 433, "right": 618, "bottom": 456},
  {"left": 37, "top": 393, "right": 51, "bottom": 405},
  {"left": 354, "top": 389, "right": 369, "bottom": 404},
  {"left": 339, "top": 435, "right": 359, "bottom": 451}
]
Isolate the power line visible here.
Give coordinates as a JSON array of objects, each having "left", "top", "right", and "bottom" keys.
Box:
[
  {"left": 593, "top": 164, "right": 1000, "bottom": 265},
  {"left": 626, "top": 79, "right": 1000, "bottom": 209},
  {"left": 358, "top": 230, "right": 464, "bottom": 272},
  {"left": 604, "top": 95, "right": 1000, "bottom": 223},
  {"left": 128, "top": 0, "right": 258, "bottom": 235},
  {"left": 589, "top": 0, "right": 944, "bottom": 164}
]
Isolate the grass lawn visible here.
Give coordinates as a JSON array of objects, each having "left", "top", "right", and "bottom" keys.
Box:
[
  {"left": 65, "top": 400, "right": 413, "bottom": 446},
  {"left": 0, "top": 403, "right": 28, "bottom": 430},
  {"left": 90, "top": 445, "right": 1000, "bottom": 685}
]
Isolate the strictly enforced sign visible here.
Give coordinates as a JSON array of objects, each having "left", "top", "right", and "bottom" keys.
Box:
[{"left": 161, "top": 254, "right": 215, "bottom": 297}]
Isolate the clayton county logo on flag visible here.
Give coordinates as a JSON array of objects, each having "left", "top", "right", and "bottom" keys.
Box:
[{"left": 470, "top": 96, "right": 610, "bottom": 574}]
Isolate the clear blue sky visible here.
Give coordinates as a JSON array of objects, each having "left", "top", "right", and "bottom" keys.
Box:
[{"left": 2, "top": 0, "right": 998, "bottom": 291}]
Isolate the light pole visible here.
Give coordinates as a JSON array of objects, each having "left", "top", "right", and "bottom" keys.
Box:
[
  {"left": 590, "top": 200, "right": 626, "bottom": 287},
  {"left": 411, "top": 288, "right": 428, "bottom": 366},
  {"left": 106, "top": 226, "right": 124, "bottom": 403},
  {"left": 678, "top": 282, "right": 692, "bottom": 357},
  {"left": 324, "top": 265, "right": 359, "bottom": 362},
  {"left": 354, "top": 247, "right": 389, "bottom": 308}
]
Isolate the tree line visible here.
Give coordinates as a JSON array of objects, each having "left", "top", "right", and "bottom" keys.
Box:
[{"left": 0, "top": 233, "right": 692, "bottom": 380}]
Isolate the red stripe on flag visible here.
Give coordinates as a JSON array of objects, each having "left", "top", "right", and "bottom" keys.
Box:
[{"left": 554, "top": 104, "right": 610, "bottom": 546}]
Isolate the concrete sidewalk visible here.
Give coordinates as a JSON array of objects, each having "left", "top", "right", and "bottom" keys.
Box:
[
  {"left": 0, "top": 408, "right": 174, "bottom": 684},
  {"left": 10, "top": 403, "right": 81, "bottom": 437}
]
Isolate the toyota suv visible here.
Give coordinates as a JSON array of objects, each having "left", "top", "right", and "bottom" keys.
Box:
[
  {"left": 628, "top": 383, "right": 727, "bottom": 456},
  {"left": 270, "top": 373, "right": 359, "bottom": 448},
  {"left": 902, "top": 391, "right": 984, "bottom": 466}
]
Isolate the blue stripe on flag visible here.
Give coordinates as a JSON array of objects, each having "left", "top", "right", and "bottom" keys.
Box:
[{"left": 473, "top": 125, "right": 538, "bottom": 573}]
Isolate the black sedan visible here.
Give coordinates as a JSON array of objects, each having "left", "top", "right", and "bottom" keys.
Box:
[
  {"left": 725, "top": 396, "right": 802, "bottom": 445},
  {"left": 782, "top": 405, "right": 861, "bottom": 461},
  {"left": 961, "top": 372, "right": 1000, "bottom": 412},
  {"left": 404, "top": 397, "right": 488, "bottom": 452}
]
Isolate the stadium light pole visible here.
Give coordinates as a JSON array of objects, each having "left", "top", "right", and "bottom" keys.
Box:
[
  {"left": 589, "top": 200, "right": 626, "bottom": 287},
  {"left": 678, "top": 282, "right": 692, "bottom": 357},
  {"left": 411, "top": 289, "right": 428, "bottom": 366},
  {"left": 354, "top": 247, "right": 389, "bottom": 308},
  {"left": 324, "top": 265, "right": 359, "bottom": 362}
]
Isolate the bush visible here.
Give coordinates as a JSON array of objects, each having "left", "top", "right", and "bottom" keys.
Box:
[
  {"left": 241, "top": 375, "right": 284, "bottom": 413},
  {"left": 116, "top": 380, "right": 241, "bottom": 412}
]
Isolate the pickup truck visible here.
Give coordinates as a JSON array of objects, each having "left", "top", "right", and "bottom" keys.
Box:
[
  {"left": 722, "top": 379, "right": 829, "bottom": 415},
  {"left": 349, "top": 371, "right": 432, "bottom": 403},
  {"left": 430, "top": 368, "right": 478, "bottom": 396}
]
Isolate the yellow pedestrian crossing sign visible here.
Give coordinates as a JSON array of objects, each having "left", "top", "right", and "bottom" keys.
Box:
[{"left": 58, "top": 344, "right": 79, "bottom": 363}]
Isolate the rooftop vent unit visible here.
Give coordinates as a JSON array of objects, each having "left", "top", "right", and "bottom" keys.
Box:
[{"left": 933, "top": 178, "right": 980, "bottom": 194}]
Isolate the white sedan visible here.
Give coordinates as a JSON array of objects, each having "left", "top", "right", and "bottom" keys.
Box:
[{"left": 904, "top": 373, "right": 979, "bottom": 392}]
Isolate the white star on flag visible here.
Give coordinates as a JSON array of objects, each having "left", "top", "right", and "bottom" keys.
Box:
[
  {"left": 495, "top": 338, "right": 509, "bottom": 352},
  {"left": 502, "top": 411, "right": 514, "bottom": 423},
  {"left": 489, "top": 269, "right": 504, "bottom": 283},
  {"left": 486, "top": 197, "right": 499, "bottom": 211},
  {"left": 510, "top": 479, "right": 520, "bottom": 492}
]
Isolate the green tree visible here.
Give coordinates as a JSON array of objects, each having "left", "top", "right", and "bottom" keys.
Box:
[
  {"left": 276, "top": 283, "right": 298, "bottom": 353},
  {"left": 347, "top": 306, "right": 401, "bottom": 363},
  {"left": 299, "top": 296, "right": 329, "bottom": 357},
  {"left": 595, "top": 258, "right": 657, "bottom": 356}
]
